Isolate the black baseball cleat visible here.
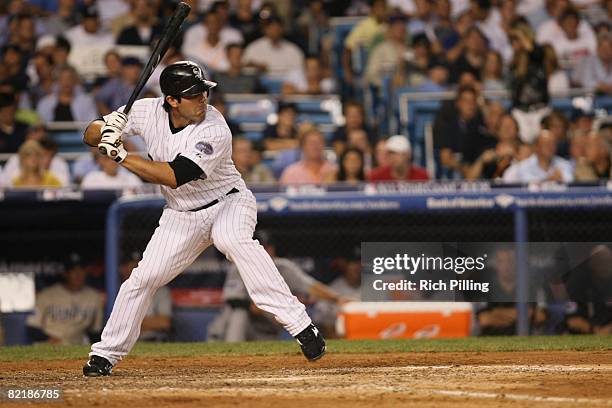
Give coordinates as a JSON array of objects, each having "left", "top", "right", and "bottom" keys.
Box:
[
  {"left": 295, "top": 324, "right": 326, "bottom": 361},
  {"left": 83, "top": 355, "right": 113, "bottom": 377}
]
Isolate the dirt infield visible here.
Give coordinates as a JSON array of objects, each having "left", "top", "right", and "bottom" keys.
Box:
[{"left": 1, "top": 351, "right": 612, "bottom": 407}]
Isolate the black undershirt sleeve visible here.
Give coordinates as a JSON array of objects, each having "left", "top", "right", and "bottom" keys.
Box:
[{"left": 168, "top": 155, "right": 205, "bottom": 187}]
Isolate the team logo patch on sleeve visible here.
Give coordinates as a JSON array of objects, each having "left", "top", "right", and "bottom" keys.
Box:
[{"left": 195, "top": 141, "right": 213, "bottom": 155}]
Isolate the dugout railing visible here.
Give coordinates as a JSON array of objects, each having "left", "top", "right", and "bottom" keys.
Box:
[{"left": 104, "top": 183, "right": 612, "bottom": 337}]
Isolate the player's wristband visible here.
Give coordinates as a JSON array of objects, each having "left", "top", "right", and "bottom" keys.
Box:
[{"left": 114, "top": 149, "right": 128, "bottom": 163}]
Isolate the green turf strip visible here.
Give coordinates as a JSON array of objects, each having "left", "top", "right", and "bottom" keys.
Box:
[{"left": 0, "top": 336, "right": 610, "bottom": 362}]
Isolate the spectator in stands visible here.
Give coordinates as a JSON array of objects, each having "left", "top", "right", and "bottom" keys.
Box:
[
  {"left": 395, "top": 33, "right": 431, "bottom": 88},
  {"left": 449, "top": 26, "right": 488, "bottom": 83},
  {"left": 232, "top": 137, "right": 275, "bottom": 184},
  {"left": 43, "top": 0, "right": 79, "bottom": 36},
  {"left": 496, "top": 113, "right": 520, "bottom": 143},
  {"left": 327, "top": 146, "right": 366, "bottom": 185},
  {"left": 574, "top": 132, "right": 611, "bottom": 181},
  {"left": 109, "top": 0, "right": 143, "bottom": 37},
  {"left": 407, "top": 0, "right": 435, "bottom": 37},
  {"left": 332, "top": 101, "right": 372, "bottom": 156},
  {"left": 0, "top": 93, "right": 28, "bottom": 154},
  {"left": 116, "top": 0, "right": 162, "bottom": 46},
  {"left": 572, "top": 109, "right": 595, "bottom": 135},
  {"left": 443, "top": 9, "right": 474, "bottom": 57},
  {"left": 271, "top": 121, "right": 316, "bottom": 178},
  {"left": 213, "top": 43, "right": 260, "bottom": 93},
  {"left": 183, "top": 0, "right": 243, "bottom": 62},
  {"left": 26, "top": 253, "right": 103, "bottom": 345},
  {"left": 262, "top": 102, "right": 298, "bottom": 151},
  {"left": 37, "top": 65, "right": 97, "bottom": 122},
  {"left": 368, "top": 134, "right": 429, "bottom": 182},
  {"left": 182, "top": 7, "right": 235, "bottom": 73},
  {"left": 280, "top": 128, "right": 336, "bottom": 184},
  {"left": 572, "top": 32, "right": 612, "bottom": 94},
  {"left": 81, "top": 151, "right": 143, "bottom": 190},
  {"left": 476, "top": 246, "right": 546, "bottom": 335},
  {"left": 90, "top": 49, "right": 123, "bottom": 90},
  {"left": 465, "top": 140, "right": 517, "bottom": 180},
  {"left": 345, "top": 128, "right": 374, "bottom": 170},
  {"left": 546, "top": 43, "right": 571, "bottom": 95},
  {"left": 484, "top": 100, "right": 505, "bottom": 137},
  {"left": 481, "top": 50, "right": 505, "bottom": 91},
  {"left": 229, "top": 0, "right": 261, "bottom": 45},
  {"left": 95, "top": 57, "right": 145, "bottom": 115},
  {"left": 516, "top": 142, "right": 534, "bottom": 161},
  {"left": 295, "top": 0, "right": 331, "bottom": 58},
  {"left": 243, "top": 15, "right": 304, "bottom": 80},
  {"left": 38, "top": 135, "right": 69, "bottom": 185},
  {"left": 433, "top": 85, "right": 495, "bottom": 177},
  {"left": 373, "top": 138, "right": 390, "bottom": 168},
  {"left": 119, "top": 251, "right": 172, "bottom": 341},
  {"left": 537, "top": 6, "right": 597, "bottom": 72},
  {"left": 282, "top": 55, "right": 335, "bottom": 95},
  {"left": 10, "top": 140, "right": 62, "bottom": 188},
  {"left": 471, "top": 0, "right": 512, "bottom": 63},
  {"left": 568, "top": 130, "right": 589, "bottom": 170},
  {"left": 1, "top": 45, "right": 29, "bottom": 93},
  {"left": 4, "top": 135, "right": 69, "bottom": 186},
  {"left": 364, "top": 14, "right": 407, "bottom": 89},
  {"left": 563, "top": 245, "right": 612, "bottom": 334},
  {"left": 509, "top": 21, "right": 555, "bottom": 144},
  {"left": 28, "top": 52, "right": 55, "bottom": 108},
  {"left": 541, "top": 110, "right": 570, "bottom": 156},
  {"left": 342, "top": 0, "right": 388, "bottom": 87},
  {"left": 7, "top": 13, "right": 37, "bottom": 55},
  {"left": 503, "top": 130, "right": 574, "bottom": 183},
  {"left": 416, "top": 58, "right": 450, "bottom": 92},
  {"left": 65, "top": 7, "right": 114, "bottom": 48},
  {"left": 51, "top": 36, "right": 71, "bottom": 68}
]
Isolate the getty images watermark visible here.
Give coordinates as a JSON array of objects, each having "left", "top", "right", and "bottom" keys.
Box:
[
  {"left": 361, "top": 242, "right": 612, "bottom": 303},
  {"left": 371, "top": 252, "right": 490, "bottom": 293},
  {"left": 361, "top": 243, "right": 496, "bottom": 302}
]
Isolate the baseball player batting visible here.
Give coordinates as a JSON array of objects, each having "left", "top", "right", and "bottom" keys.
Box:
[{"left": 81, "top": 61, "right": 326, "bottom": 376}]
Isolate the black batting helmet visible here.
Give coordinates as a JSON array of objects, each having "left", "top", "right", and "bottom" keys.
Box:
[{"left": 160, "top": 61, "right": 217, "bottom": 97}]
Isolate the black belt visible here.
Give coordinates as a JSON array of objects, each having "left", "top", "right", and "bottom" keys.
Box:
[{"left": 189, "top": 188, "right": 239, "bottom": 212}]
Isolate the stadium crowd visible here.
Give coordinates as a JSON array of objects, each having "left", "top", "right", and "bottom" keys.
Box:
[{"left": 0, "top": 0, "right": 609, "bottom": 187}]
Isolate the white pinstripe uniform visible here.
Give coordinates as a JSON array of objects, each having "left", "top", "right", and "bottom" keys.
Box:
[{"left": 90, "top": 98, "right": 312, "bottom": 365}]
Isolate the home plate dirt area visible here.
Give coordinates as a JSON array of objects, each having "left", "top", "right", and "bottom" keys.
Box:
[{"left": 1, "top": 351, "right": 611, "bottom": 408}]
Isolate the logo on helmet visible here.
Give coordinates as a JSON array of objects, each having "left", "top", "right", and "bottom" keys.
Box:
[{"left": 192, "top": 66, "right": 203, "bottom": 81}]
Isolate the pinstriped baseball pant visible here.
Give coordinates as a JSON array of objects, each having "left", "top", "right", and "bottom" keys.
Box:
[{"left": 91, "top": 190, "right": 312, "bottom": 365}]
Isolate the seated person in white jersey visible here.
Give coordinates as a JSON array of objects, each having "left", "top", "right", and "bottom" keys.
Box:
[{"left": 81, "top": 61, "right": 325, "bottom": 377}]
